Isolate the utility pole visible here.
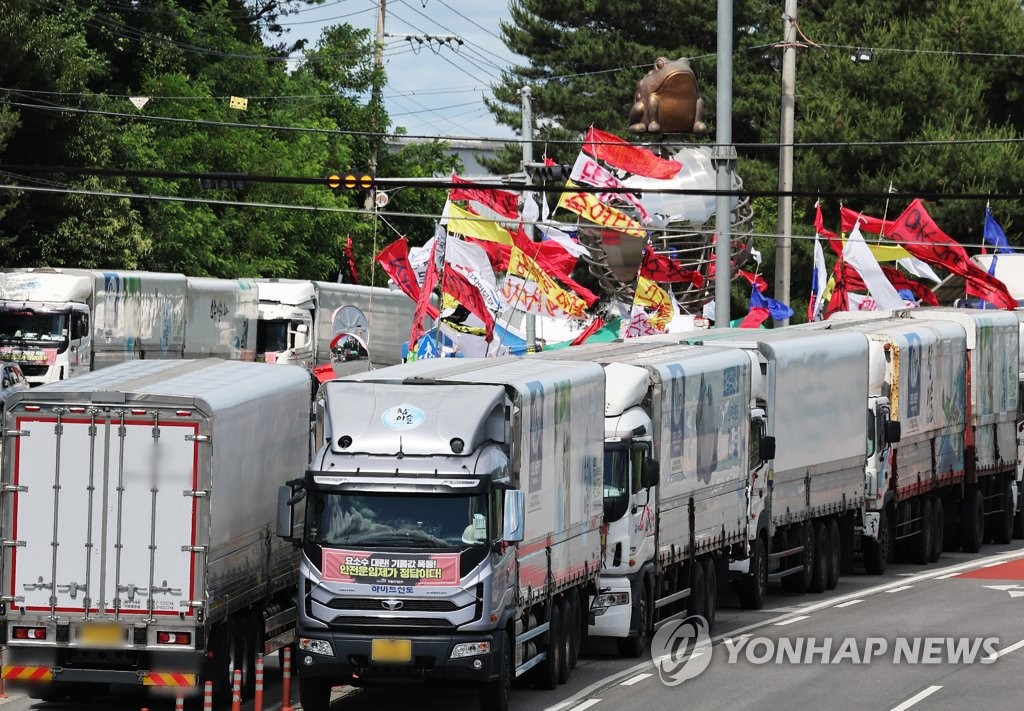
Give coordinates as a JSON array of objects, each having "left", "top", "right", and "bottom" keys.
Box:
[
  {"left": 366, "top": 0, "right": 386, "bottom": 210},
  {"left": 713, "top": 0, "right": 736, "bottom": 328},
  {"left": 775, "top": 0, "right": 797, "bottom": 324},
  {"left": 521, "top": 86, "right": 537, "bottom": 351}
]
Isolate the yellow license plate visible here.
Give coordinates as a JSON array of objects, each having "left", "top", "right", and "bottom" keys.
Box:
[
  {"left": 79, "top": 623, "right": 125, "bottom": 646},
  {"left": 371, "top": 638, "right": 412, "bottom": 663}
]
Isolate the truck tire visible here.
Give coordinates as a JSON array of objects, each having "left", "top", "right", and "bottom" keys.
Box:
[
  {"left": 826, "top": 518, "right": 841, "bottom": 590},
  {"left": 914, "top": 498, "right": 933, "bottom": 565},
  {"left": 231, "top": 613, "right": 256, "bottom": 701},
  {"left": 863, "top": 509, "right": 889, "bottom": 575},
  {"left": 961, "top": 487, "right": 984, "bottom": 553},
  {"left": 993, "top": 480, "right": 1015, "bottom": 544},
  {"left": 532, "top": 602, "right": 562, "bottom": 689},
  {"left": 782, "top": 524, "right": 813, "bottom": 593},
  {"left": 479, "top": 632, "right": 512, "bottom": 711},
  {"left": 701, "top": 556, "right": 717, "bottom": 630},
  {"left": 738, "top": 535, "right": 767, "bottom": 610},
  {"left": 616, "top": 580, "right": 649, "bottom": 658},
  {"left": 567, "top": 590, "right": 581, "bottom": 670},
  {"left": 929, "top": 497, "right": 944, "bottom": 563},
  {"left": 299, "top": 676, "right": 332, "bottom": 711},
  {"left": 205, "top": 619, "right": 234, "bottom": 703},
  {"left": 809, "top": 521, "right": 829, "bottom": 593},
  {"left": 687, "top": 561, "right": 705, "bottom": 623},
  {"left": 556, "top": 597, "right": 571, "bottom": 684},
  {"left": 1015, "top": 499, "right": 1024, "bottom": 540}
]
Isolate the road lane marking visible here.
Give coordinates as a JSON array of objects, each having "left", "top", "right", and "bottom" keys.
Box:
[
  {"left": 569, "top": 700, "right": 602, "bottom": 711},
  {"left": 889, "top": 685, "right": 942, "bottom": 711},
  {"left": 774, "top": 615, "right": 809, "bottom": 626},
  {"left": 833, "top": 599, "right": 863, "bottom": 608},
  {"left": 620, "top": 673, "right": 652, "bottom": 686},
  {"left": 885, "top": 585, "right": 914, "bottom": 593},
  {"left": 981, "top": 560, "right": 1005, "bottom": 567},
  {"left": 543, "top": 550, "right": 1024, "bottom": 711},
  {"left": 983, "top": 638, "right": 1024, "bottom": 662}
]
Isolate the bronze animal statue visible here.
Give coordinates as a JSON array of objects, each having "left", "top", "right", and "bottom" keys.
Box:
[{"left": 628, "top": 57, "right": 706, "bottom": 134}]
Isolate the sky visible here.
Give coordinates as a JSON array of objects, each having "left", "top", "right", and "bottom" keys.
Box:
[{"left": 278, "top": 0, "right": 521, "bottom": 139}]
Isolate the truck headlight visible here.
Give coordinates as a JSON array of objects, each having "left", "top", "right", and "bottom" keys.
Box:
[
  {"left": 450, "top": 641, "right": 491, "bottom": 659},
  {"left": 298, "top": 637, "right": 335, "bottom": 657},
  {"left": 591, "top": 592, "right": 630, "bottom": 615}
]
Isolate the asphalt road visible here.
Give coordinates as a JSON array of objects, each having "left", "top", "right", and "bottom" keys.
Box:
[{"left": 3, "top": 541, "right": 1023, "bottom": 711}]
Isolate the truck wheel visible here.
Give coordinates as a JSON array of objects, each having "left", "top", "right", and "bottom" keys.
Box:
[
  {"left": 687, "top": 561, "right": 705, "bottom": 623},
  {"left": 567, "top": 590, "right": 581, "bottom": 670},
  {"left": 532, "top": 602, "right": 562, "bottom": 689},
  {"left": 738, "top": 535, "right": 767, "bottom": 610},
  {"left": 299, "top": 676, "right": 332, "bottom": 711},
  {"left": 231, "top": 613, "right": 256, "bottom": 700},
  {"left": 993, "top": 480, "right": 1015, "bottom": 544},
  {"left": 479, "top": 632, "right": 512, "bottom": 711},
  {"left": 556, "top": 597, "right": 572, "bottom": 684},
  {"left": 782, "top": 524, "right": 813, "bottom": 593},
  {"left": 914, "top": 498, "right": 933, "bottom": 565},
  {"left": 863, "top": 510, "right": 889, "bottom": 575},
  {"left": 961, "top": 487, "right": 984, "bottom": 553},
  {"left": 809, "top": 521, "right": 829, "bottom": 593},
  {"left": 1015, "top": 499, "right": 1024, "bottom": 540},
  {"left": 826, "top": 518, "right": 841, "bottom": 590},
  {"left": 929, "top": 497, "right": 944, "bottom": 563},
  {"left": 616, "top": 581, "right": 649, "bottom": 658},
  {"left": 205, "top": 619, "right": 234, "bottom": 702},
  {"left": 701, "top": 556, "right": 717, "bottom": 630}
]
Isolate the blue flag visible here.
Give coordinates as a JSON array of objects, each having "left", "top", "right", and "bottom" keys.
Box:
[
  {"left": 984, "top": 209, "right": 1013, "bottom": 254},
  {"left": 750, "top": 284, "right": 794, "bottom": 322}
]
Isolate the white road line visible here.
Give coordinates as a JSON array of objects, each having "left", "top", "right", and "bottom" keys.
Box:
[
  {"left": 983, "top": 638, "right": 1024, "bottom": 662},
  {"left": 774, "top": 615, "right": 809, "bottom": 626},
  {"left": 885, "top": 585, "right": 914, "bottom": 593},
  {"left": 833, "top": 599, "right": 863, "bottom": 608},
  {"left": 620, "top": 673, "right": 653, "bottom": 686},
  {"left": 542, "top": 550, "right": 1024, "bottom": 711},
  {"left": 569, "top": 700, "right": 602, "bottom": 711},
  {"left": 889, "top": 685, "right": 942, "bottom": 711}
]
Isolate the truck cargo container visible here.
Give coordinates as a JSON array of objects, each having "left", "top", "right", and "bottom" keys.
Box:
[
  {"left": 0, "top": 359, "right": 311, "bottom": 703},
  {"left": 277, "top": 356, "right": 605, "bottom": 711},
  {"left": 534, "top": 340, "right": 767, "bottom": 653}
]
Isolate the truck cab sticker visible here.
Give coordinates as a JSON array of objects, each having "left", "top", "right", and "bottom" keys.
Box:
[
  {"left": 322, "top": 549, "right": 459, "bottom": 586},
  {"left": 381, "top": 403, "right": 426, "bottom": 430}
]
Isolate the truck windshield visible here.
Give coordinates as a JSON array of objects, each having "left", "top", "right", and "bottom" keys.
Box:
[
  {"left": 305, "top": 491, "right": 489, "bottom": 549},
  {"left": 604, "top": 445, "right": 630, "bottom": 523},
  {"left": 0, "top": 309, "right": 69, "bottom": 346},
  {"left": 257, "top": 320, "right": 289, "bottom": 355}
]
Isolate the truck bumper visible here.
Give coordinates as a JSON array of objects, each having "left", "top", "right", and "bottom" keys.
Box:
[
  {"left": 588, "top": 577, "right": 632, "bottom": 639},
  {"left": 295, "top": 629, "right": 504, "bottom": 686}
]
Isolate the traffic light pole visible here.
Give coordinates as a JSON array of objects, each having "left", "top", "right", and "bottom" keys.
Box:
[
  {"left": 713, "top": 0, "right": 735, "bottom": 328},
  {"left": 775, "top": 0, "right": 797, "bottom": 324},
  {"left": 521, "top": 86, "right": 537, "bottom": 352}
]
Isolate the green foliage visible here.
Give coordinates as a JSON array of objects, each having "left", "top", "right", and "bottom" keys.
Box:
[{"left": 0, "top": 0, "right": 454, "bottom": 281}]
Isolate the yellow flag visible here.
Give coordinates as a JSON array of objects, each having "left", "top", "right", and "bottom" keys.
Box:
[
  {"left": 445, "top": 203, "right": 513, "bottom": 245},
  {"left": 633, "top": 276, "right": 673, "bottom": 330},
  {"left": 557, "top": 181, "right": 645, "bottom": 237},
  {"left": 228, "top": 96, "right": 248, "bottom": 111},
  {"left": 507, "top": 247, "right": 587, "bottom": 318}
]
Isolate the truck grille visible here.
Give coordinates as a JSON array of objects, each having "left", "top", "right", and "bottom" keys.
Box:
[
  {"left": 323, "top": 598, "right": 458, "bottom": 612},
  {"left": 20, "top": 364, "right": 50, "bottom": 377},
  {"left": 327, "top": 617, "right": 456, "bottom": 634}
]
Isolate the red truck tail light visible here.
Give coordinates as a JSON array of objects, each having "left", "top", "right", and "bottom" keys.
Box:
[
  {"left": 156, "top": 631, "right": 192, "bottom": 645},
  {"left": 175, "top": 410, "right": 193, "bottom": 418},
  {"left": 12, "top": 626, "right": 47, "bottom": 640}
]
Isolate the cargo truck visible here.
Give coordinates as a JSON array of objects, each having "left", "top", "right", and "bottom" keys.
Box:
[
  {"left": 796, "top": 316, "right": 967, "bottom": 571},
  {"left": 276, "top": 356, "right": 605, "bottom": 711},
  {"left": 0, "top": 359, "right": 312, "bottom": 703},
  {"left": 534, "top": 340, "right": 769, "bottom": 654},
  {"left": 254, "top": 279, "right": 418, "bottom": 375},
  {"left": 0, "top": 269, "right": 258, "bottom": 385},
  {"left": 682, "top": 328, "right": 886, "bottom": 608}
]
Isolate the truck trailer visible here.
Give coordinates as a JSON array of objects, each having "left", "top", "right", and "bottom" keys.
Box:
[
  {"left": 0, "top": 269, "right": 258, "bottom": 385},
  {"left": 534, "top": 340, "right": 765, "bottom": 654},
  {"left": 0, "top": 359, "right": 312, "bottom": 703},
  {"left": 277, "top": 356, "right": 606, "bottom": 711}
]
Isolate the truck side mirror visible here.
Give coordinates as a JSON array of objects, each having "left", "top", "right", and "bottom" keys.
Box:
[
  {"left": 885, "top": 420, "right": 901, "bottom": 445},
  {"left": 293, "top": 324, "right": 309, "bottom": 350},
  {"left": 501, "top": 490, "right": 525, "bottom": 543},
  {"left": 759, "top": 435, "right": 777, "bottom": 462},
  {"left": 641, "top": 457, "right": 660, "bottom": 489},
  {"left": 276, "top": 484, "right": 304, "bottom": 542}
]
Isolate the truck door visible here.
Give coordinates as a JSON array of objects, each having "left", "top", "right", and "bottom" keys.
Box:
[{"left": 8, "top": 408, "right": 199, "bottom": 619}]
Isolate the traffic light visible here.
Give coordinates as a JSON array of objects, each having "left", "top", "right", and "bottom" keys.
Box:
[{"left": 326, "top": 173, "right": 374, "bottom": 191}]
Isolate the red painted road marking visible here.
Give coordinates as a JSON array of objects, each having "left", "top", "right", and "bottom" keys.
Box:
[{"left": 955, "top": 557, "right": 1024, "bottom": 580}]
